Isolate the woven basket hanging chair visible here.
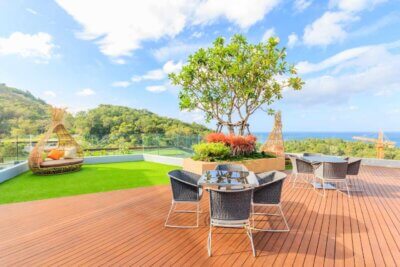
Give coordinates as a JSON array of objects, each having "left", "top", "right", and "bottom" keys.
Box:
[{"left": 28, "top": 107, "right": 84, "bottom": 175}]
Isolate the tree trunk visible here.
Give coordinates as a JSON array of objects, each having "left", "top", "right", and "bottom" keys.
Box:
[
  {"left": 238, "top": 120, "right": 249, "bottom": 135},
  {"left": 228, "top": 124, "right": 235, "bottom": 135}
]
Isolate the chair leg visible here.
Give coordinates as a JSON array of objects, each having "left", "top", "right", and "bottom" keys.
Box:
[
  {"left": 164, "top": 200, "right": 200, "bottom": 228},
  {"left": 207, "top": 225, "right": 212, "bottom": 256},
  {"left": 246, "top": 225, "right": 256, "bottom": 257},
  {"left": 196, "top": 202, "right": 200, "bottom": 227},
  {"left": 278, "top": 204, "right": 290, "bottom": 232},
  {"left": 345, "top": 180, "right": 351, "bottom": 197},
  {"left": 164, "top": 201, "right": 175, "bottom": 227},
  {"left": 252, "top": 204, "right": 255, "bottom": 229},
  {"left": 292, "top": 173, "right": 298, "bottom": 188},
  {"left": 313, "top": 177, "right": 325, "bottom": 197},
  {"left": 251, "top": 204, "right": 290, "bottom": 232}
]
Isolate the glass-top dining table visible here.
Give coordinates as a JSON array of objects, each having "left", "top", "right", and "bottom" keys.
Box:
[
  {"left": 198, "top": 170, "right": 259, "bottom": 190},
  {"left": 301, "top": 155, "right": 347, "bottom": 164}
]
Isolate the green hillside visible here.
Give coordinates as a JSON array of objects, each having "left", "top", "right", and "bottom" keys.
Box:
[
  {"left": 0, "top": 83, "right": 50, "bottom": 138},
  {"left": 0, "top": 84, "right": 209, "bottom": 140},
  {"left": 73, "top": 104, "right": 209, "bottom": 145}
]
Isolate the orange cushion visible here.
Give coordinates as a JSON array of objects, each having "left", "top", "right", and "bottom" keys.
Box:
[{"left": 47, "top": 149, "right": 64, "bottom": 160}]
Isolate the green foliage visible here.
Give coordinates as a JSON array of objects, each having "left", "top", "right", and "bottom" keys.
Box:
[
  {"left": 169, "top": 34, "right": 304, "bottom": 134},
  {"left": 192, "top": 142, "right": 231, "bottom": 161},
  {"left": 73, "top": 104, "right": 209, "bottom": 147},
  {"left": 285, "top": 138, "right": 400, "bottom": 160},
  {"left": 0, "top": 83, "right": 50, "bottom": 138}
]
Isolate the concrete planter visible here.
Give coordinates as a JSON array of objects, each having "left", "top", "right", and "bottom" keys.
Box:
[{"left": 183, "top": 157, "right": 285, "bottom": 175}]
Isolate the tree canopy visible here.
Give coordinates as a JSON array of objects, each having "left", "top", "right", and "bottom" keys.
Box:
[{"left": 169, "top": 34, "right": 304, "bottom": 135}]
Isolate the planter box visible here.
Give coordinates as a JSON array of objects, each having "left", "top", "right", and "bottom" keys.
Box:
[{"left": 183, "top": 157, "right": 285, "bottom": 175}]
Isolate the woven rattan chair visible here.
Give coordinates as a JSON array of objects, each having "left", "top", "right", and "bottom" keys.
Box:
[
  {"left": 289, "top": 155, "right": 314, "bottom": 188},
  {"left": 208, "top": 188, "right": 256, "bottom": 257},
  {"left": 165, "top": 170, "right": 202, "bottom": 228},
  {"left": 214, "top": 163, "right": 248, "bottom": 172},
  {"left": 347, "top": 159, "right": 362, "bottom": 189},
  {"left": 28, "top": 107, "right": 84, "bottom": 175},
  {"left": 347, "top": 159, "right": 361, "bottom": 176},
  {"left": 313, "top": 162, "right": 350, "bottom": 197},
  {"left": 253, "top": 171, "right": 289, "bottom": 232}
]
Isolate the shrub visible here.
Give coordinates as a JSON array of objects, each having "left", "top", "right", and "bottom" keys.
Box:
[
  {"left": 192, "top": 142, "right": 231, "bottom": 161},
  {"left": 225, "top": 134, "right": 257, "bottom": 156},
  {"left": 205, "top": 132, "right": 227, "bottom": 144}
]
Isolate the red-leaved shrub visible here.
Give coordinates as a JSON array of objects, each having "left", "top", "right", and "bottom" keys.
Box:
[
  {"left": 204, "top": 132, "right": 257, "bottom": 156},
  {"left": 205, "top": 132, "right": 227, "bottom": 144}
]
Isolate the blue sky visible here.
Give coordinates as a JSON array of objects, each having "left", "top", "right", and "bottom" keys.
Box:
[{"left": 0, "top": 0, "right": 399, "bottom": 132}]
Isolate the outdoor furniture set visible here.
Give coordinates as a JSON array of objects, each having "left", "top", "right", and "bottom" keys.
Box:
[
  {"left": 289, "top": 154, "right": 362, "bottom": 196},
  {"left": 164, "top": 164, "right": 289, "bottom": 257}
]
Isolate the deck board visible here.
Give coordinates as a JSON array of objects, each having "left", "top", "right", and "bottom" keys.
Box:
[{"left": 0, "top": 165, "right": 400, "bottom": 266}]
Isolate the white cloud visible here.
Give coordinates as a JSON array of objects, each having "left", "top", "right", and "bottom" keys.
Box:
[
  {"left": 191, "top": 32, "right": 203, "bottom": 38},
  {"left": 303, "top": 11, "right": 358, "bottom": 46},
  {"left": 112, "top": 58, "right": 126, "bottom": 65},
  {"left": 0, "top": 32, "right": 55, "bottom": 60},
  {"left": 193, "top": 0, "right": 281, "bottom": 29},
  {"left": 293, "top": 0, "right": 313, "bottom": 12},
  {"left": 142, "top": 69, "right": 165, "bottom": 81},
  {"left": 111, "top": 81, "right": 130, "bottom": 88},
  {"left": 296, "top": 45, "right": 372, "bottom": 74},
  {"left": 301, "top": 0, "right": 388, "bottom": 48},
  {"left": 76, "top": 88, "right": 96, "bottom": 96},
  {"left": 286, "top": 40, "right": 400, "bottom": 105},
  {"left": 329, "top": 0, "right": 387, "bottom": 12},
  {"left": 261, "top": 27, "right": 276, "bottom": 42},
  {"left": 26, "top": 8, "right": 38, "bottom": 15},
  {"left": 163, "top": 60, "right": 183, "bottom": 74},
  {"left": 153, "top": 41, "right": 206, "bottom": 62},
  {"left": 287, "top": 33, "right": 299, "bottom": 48},
  {"left": 43, "top": 90, "right": 56, "bottom": 97},
  {"left": 131, "top": 60, "right": 183, "bottom": 83},
  {"left": 146, "top": 85, "right": 167, "bottom": 93},
  {"left": 55, "top": 0, "right": 281, "bottom": 60},
  {"left": 131, "top": 76, "right": 142, "bottom": 82},
  {"left": 179, "top": 109, "right": 205, "bottom": 124},
  {"left": 353, "top": 12, "right": 400, "bottom": 37}
]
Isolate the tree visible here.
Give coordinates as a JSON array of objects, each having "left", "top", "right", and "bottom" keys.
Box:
[{"left": 169, "top": 34, "right": 304, "bottom": 135}]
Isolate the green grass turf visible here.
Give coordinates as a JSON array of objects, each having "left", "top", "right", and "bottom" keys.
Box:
[{"left": 0, "top": 161, "right": 180, "bottom": 205}]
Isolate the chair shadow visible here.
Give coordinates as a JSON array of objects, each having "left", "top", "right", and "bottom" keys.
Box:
[{"left": 250, "top": 200, "right": 366, "bottom": 261}]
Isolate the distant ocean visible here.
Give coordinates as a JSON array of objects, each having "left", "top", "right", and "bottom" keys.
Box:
[{"left": 253, "top": 132, "right": 400, "bottom": 148}]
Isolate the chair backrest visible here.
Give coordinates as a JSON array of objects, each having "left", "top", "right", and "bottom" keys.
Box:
[
  {"left": 315, "top": 162, "right": 348, "bottom": 179},
  {"left": 347, "top": 159, "right": 361, "bottom": 175},
  {"left": 209, "top": 188, "right": 253, "bottom": 221},
  {"left": 254, "top": 171, "right": 286, "bottom": 204},
  {"left": 215, "top": 164, "right": 248, "bottom": 172},
  {"left": 168, "top": 170, "right": 200, "bottom": 201},
  {"left": 289, "top": 156, "right": 314, "bottom": 174}
]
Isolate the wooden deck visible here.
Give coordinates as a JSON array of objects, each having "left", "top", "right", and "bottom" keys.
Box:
[{"left": 1, "top": 165, "right": 400, "bottom": 266}]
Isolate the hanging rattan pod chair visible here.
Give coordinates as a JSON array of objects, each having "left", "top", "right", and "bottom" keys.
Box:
[{"left": 28, "top": 107, "right": 84, "bottom": 175}]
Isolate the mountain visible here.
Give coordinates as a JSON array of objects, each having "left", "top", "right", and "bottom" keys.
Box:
[
  {"left": 0, "top": 83, "right": 50, "bottom": 138},
  {"left": 73, "top": 105, "right": 209, "bottom": 144},
  {"left": 0, "top": 84, "right": 209, "bottom": 139}
]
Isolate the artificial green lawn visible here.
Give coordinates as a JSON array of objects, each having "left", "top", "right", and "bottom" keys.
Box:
[{"left": 0, "top": 161, "right": 180, "bottom": 205}]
